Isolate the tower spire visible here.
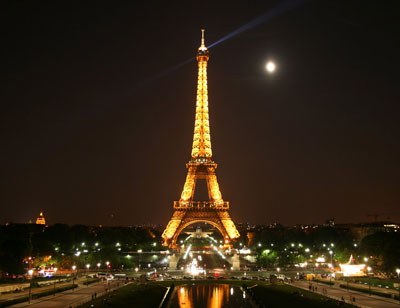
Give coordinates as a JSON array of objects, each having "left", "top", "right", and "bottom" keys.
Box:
[
  {"left": 192, "top": 29, "right": 211, "bottom": 160},
  {"left": 200, "top": 29, "right": 205, "bottom": 49}
]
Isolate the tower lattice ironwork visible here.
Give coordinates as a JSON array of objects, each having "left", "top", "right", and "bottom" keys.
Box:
[{"left": 162, "top": 30, "right": 240, "bottom": 248}]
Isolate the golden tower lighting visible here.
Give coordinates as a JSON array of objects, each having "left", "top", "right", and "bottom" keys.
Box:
[{"left": 162, "top": 30, "right": 240, "bottom": 248}]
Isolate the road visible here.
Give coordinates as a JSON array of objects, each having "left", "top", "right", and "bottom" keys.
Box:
[
  {"left": 8, "top": 280, "right": 124, "bottom": 308},
  {"left": 293, "top": 280, "right": 400, "bottom": 308}
]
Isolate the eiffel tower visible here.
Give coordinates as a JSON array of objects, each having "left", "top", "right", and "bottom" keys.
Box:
[{"left": 162, "top": 30, "right": 240, "bottom": 248}]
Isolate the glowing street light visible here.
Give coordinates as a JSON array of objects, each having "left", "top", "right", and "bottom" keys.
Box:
[
  {"left": 105, "top": 261, "right": 110, "bottom": 275},
  {"left": 396, "top": 269, "right": 400, "bottom": 303},
  {"left": 71, "top": 265, "right": 77, "bottom": 292},
  {"left": 367, "top": 266, "right": 372, "bottom": 295},
  {"left": 85, "top": 264, "right": 90, "bottom": 287},
  {"left": 97, "top": 263, "right": 101, "bottom": 269},
  {"left": 329, "top": 251, "right": 333, "bottom": 286}
]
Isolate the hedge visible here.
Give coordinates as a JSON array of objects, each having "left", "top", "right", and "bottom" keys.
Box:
[
  {"left": 339, "top": 284, "right": 399, "bottom": 300},
  {"left": 0, "top": 284, "right": 78, "bottom": 308}
]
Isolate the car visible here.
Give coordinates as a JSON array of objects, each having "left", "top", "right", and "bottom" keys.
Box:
[
  {"left": 251, "top": 276, "right": 259, "bottom": 281},
  {"left": 207, "top": 276, "right": 216, "bottom": 279},
  {"left": 183, "top": 276, "right": 192, "bottom": 280},
  {"left": 241, "top": 276, "right": 249, "bottom": 280},
  {"left": 230, "top": 276, "right": 239, "bottom": 280},
  {"left": 217, "top": 276, "right": 226, "bottom": 280}
]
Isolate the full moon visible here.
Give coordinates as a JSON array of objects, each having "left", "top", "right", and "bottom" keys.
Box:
[{"left": 266, "top": 61, "right": 276, "bottom": 73}]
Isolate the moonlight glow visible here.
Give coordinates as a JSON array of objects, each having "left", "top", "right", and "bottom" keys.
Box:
[{"left": 266, "top": 61, "right": 276, "bottom": 73}]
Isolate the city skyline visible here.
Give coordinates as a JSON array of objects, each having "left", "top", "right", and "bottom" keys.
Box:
[{"left": 1, "top": 1, "right": 399, "bottom": 226}]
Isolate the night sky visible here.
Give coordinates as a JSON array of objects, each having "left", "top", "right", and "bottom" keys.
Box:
[{"left": 1, "top": 1, "right": 399, "bottom": 226}]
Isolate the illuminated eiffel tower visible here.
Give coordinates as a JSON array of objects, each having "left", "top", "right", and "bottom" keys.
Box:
[{"left": 162, "top": 30, "right": 240, "bottom": 248}]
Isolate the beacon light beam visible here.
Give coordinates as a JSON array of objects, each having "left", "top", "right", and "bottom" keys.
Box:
[
  {"left": 126, "top": 0, "right": 307, "bottom": 92},
  {"left": 130, "top": 56, "right": 195, "bottom": 92},
  {"left": 132, "top": 0, "right": 306, "bottom": 89},
  {"left": 207, "top": 0, "right": 308, "bottom": 49}
]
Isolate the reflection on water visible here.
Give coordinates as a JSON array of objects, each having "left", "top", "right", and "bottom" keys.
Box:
[{"left": 169, "top": 284, "right": 253, "bottom": 308}]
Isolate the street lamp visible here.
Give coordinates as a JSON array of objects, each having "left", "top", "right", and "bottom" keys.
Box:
[
  {"left": 329, "top": 251, "right": 333, "bottom": 287},
  {"left": 86, "top": 264, "right": 90, "bottom": 287},
  {"left": 396, "top": 269, "right": 400, "bottom": 303},
  {"left": 28, "top": 269, "right": 33, "bottom": 303},
  {"left": 97, "top": 263, "right": 101, "bottom": 270},
  {"left": 72, "top": 265, "right": 76, "bottom": 292},
  {"left": 367, "top": 266, "right": 372, "bottom": 295},
  {"left": 53, "top": 268, "right": 58, "bottom": 296}
]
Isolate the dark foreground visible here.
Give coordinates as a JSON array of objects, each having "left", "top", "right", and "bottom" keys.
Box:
[{"left": 77, "top": 280, "right": 357, "bottom": 308}]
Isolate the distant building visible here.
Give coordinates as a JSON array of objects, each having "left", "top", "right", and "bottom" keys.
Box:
[
  {"left": 36, "top": 211, "right": 46, "bottom": 225},
  {"left": 335, "top": 221, "right": 399, "bottom": 241},
  {"left": 324, "top": 218, "right": 335, "bottom": 227}
]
